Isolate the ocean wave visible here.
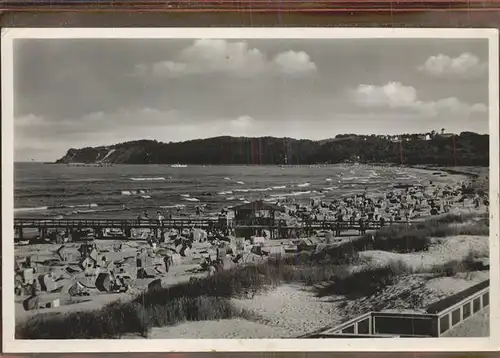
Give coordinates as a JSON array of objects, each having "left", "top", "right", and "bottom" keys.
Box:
[
  {"left": 130, "top": 177, "right": 166, "bottom": 181},
  {"left": 263, "top": 198, "right": 278, "bottom": 203},
  {"left": 233, "top": 189, "right": 249, "bottom": 193},
  {"left": 65, "top": 178, "right": 113, "bottom": 183},
  {"left": 184, "top": 197, "right": 200, "bottom": 202},
  {"left": 247, "top": 188, "right": 272, "bottom": 192},
  {"left": 323, "top": 186, "right": 339, "bottom": 191},
  {"left": 66, "top": 207, "right": 130, "bottom": 216},
  {"left": 235, "top": 181, "right": 245, "bottom": 185},
  {"left": 14, "top": 206, "right": 49, "bottom": 213},
  {"left": 67, "top": 203, "right": 98, "bottom": 209},
  {"left": 272, "top": 185, "right": 287, "bottom": 189},
  {"left": 122, "top": 189, "right": 151, "bottom": 196},
  {"left": 297, "top": 183, "right": 311, "bottom": 188},
  {"left": 292, "top": 190, "right": 312, "bottom": 196},
  {"left": 160, "top": 204, "right": 186, "bottom": 209},
  {"left": 218, "top": 191, "right": 233, "bottom": 195},
  {"left": 271, "top": 190, "right": 311, "bottom": 197},
  {"left": 15, "top": 203, "right": 99, "bottom": 212}
]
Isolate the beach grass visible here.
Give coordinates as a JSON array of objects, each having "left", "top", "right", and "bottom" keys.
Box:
[
  {"left": 16, "top": 212, "right": 489, "bottom": 339},
  {"left": 16, "top": 296, "right": 254, "bottom": 339}
]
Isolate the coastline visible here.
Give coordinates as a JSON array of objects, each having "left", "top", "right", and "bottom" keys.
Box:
[{"left": 14, "top": 163, "right": 490, "bottom": 339}]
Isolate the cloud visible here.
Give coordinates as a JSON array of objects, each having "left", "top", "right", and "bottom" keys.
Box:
[
  {"left": 14, "top": 109, "right": 263, "bottom": 161},
  {"left": 230, "top": 115, "right": 254, "bottom": 128},
  {"left": 418, "top": 53, "right": 488, "bottom": 79},
  {"left": 273, "top": 51, "right": 317, "bottom": 76},
  {"left": 351, "top": 82, "right": 487, "bottom": 117},
  {"left": 134, "top": 39, "right": 317, "bottom": 79}
]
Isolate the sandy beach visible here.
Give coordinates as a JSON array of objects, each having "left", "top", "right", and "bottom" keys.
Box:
[{"left": 14, "top": 165, "right": 490, "bottom": 339}]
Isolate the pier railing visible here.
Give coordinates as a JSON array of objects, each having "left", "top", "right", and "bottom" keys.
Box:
[
  {"left": 13, "top": 216, "right": 421, "bottom": 242},
  {"left": 14, "top": 217, "right": 219, "bottom": 229},
  {"left": 14, "top": 217, "right": 416, "bottom": 230},
  {"left": 301, "top": 280, "right": 490, "bottom": 338}
]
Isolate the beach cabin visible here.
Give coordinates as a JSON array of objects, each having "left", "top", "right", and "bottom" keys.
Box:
[{"left": 231, "top": 200, "right": 286, "bottom": 239}]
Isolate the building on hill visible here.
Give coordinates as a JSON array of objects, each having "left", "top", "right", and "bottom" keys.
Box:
[{"left": 231, "top": 200, "right": 286, "bottom": 239}]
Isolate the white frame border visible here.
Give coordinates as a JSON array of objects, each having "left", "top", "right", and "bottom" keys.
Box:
[{"left": 2, "top": 27, "right": 499, "bottom": 353}]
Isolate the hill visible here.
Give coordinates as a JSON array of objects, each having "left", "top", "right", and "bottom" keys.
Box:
[{"left": 55, "top": 132, "right": 489, "bottom": 166}]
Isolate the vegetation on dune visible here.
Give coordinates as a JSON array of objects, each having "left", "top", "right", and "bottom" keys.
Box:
[
  {"left": 55, "top": 132, "right": 489, "bottom": 166},
  {"left": 16, "top": 213, "right": 489, "bottom": 339},
  {"left": 16, "top": 296, "right": 252, "bottom": 339}
]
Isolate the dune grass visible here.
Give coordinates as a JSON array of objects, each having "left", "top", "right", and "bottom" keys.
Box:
[
  {"left": 16, "top": 212, "right": 489, "bottom": 339},
  {"left": 16, "top": 296, "right": 253, "bottom": 339}
]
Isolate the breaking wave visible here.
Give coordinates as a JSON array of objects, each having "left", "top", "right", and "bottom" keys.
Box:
[
  {"left": 130, "top": 177, "right": 166, "bottom": 181},
  {"left": 15, "top": 203, "right": 99, "bottom": 213}
]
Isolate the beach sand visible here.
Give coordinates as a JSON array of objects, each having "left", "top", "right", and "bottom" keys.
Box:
[
  {"left": 358, "top": 235, "right": 489, "bottom": 272},
  {"left": 146, "top": 233, "right": 489, "bottom": 338}
]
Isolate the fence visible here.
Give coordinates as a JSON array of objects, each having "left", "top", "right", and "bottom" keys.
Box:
[
  {"left": 301, "top": 280, "right": 489, "bottom": 338},
  {"left": 432, "top": 281, "right": 490, "bottom": 336},
  {"left": 14, "top": 217, "right": 219, "bottom": 229}
]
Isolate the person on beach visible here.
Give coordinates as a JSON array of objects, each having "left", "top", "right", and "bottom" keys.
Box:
[
  {"left": 358, "top": 217, "right": 366, "bottom": 235},
  {"left": 163, "top": 254, "right": 170, "bottom": 273},
  {"left": 157, "top": 211, "right": 164, "bottom": 226},
  {"left": 335, "top": 220, "right": 341, "bottom": 237}
]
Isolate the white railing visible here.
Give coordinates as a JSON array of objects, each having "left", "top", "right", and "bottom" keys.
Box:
[
  {"left": 436, "top": 286, "right": 489, "bottom": 336},
  {"left": 305, "top": 281, "right": 490, "bottom": 338}
]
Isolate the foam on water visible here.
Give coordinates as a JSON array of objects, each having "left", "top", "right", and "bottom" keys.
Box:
[
  {"left": 15, "top": 163, "right": 446, "bottom": 219},
  {"left": 14, "top": 206, "right": 49, "bottom": 212},
  {"left": 160, "top": 204, "right": 186, "bottom": 209},
  {"left": 130, "top": 177, "right": 166, "bottom": 181},
  {"left": 16, "top": 203, "right": 99, "bottom": 213}
]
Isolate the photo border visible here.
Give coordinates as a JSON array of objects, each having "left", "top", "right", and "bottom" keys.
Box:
[{"left": 2, "top": 26, "right": 499, "bottom": 353}]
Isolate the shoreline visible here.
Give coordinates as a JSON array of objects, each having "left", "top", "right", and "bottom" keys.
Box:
[{"left": 14, "top": 164, "right": 489, "bottom": 335}]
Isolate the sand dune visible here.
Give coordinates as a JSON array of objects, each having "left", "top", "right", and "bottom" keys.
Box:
[
  {"left": 232, "top": 284, "right": 343, "bottom": 336},
  {"left": 147, "top": 318, "right": 289, "bottom": 339},
  {"left": 358, "top": 235, "right": 489, "bottom": 272}
]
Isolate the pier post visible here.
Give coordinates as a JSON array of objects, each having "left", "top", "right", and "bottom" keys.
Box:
[
  {"left": 18, "top": 227, "right": 24, "bottom": 241},
  {"left": 94, "top": 228, "right": 99, "bottom": 238},
  {"left": 39, "top": 228, "right": 47, "bottom": 240},
  {"left": 125, "top": 228, "right": 132, "bottom": 238}
]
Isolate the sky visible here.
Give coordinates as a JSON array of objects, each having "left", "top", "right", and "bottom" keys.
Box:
[{"left": 13, "top": 37, "right": 490, "bottom": 162}]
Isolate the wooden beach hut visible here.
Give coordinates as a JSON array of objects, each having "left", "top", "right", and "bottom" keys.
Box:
[{"left": 231, "top": 200, "right": 286, "bottom": 239}]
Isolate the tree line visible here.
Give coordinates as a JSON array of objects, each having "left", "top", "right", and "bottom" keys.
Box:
[{"left": 55, "top": 132, "right": 489, "bottom": 166}]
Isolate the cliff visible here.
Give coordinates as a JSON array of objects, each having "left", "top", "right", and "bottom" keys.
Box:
[{"left": 55, "top": 133, "right": 489, "bottom": 166}]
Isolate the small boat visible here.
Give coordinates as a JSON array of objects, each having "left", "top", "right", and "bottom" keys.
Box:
[{"left": 171, "top": 164, "right": 187, "bottom": 168}]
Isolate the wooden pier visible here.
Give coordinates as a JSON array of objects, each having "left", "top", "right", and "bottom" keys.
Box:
[
  {"left": 13, "top": 217, "right": 409, "bottom": 242},
  {"left": 14, "top": 217, "right": 221, "bottom": 241}
]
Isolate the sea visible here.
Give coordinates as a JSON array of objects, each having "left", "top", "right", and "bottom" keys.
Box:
[{"left": 14, "top": 163, "right": 454, "bottom": 220}]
